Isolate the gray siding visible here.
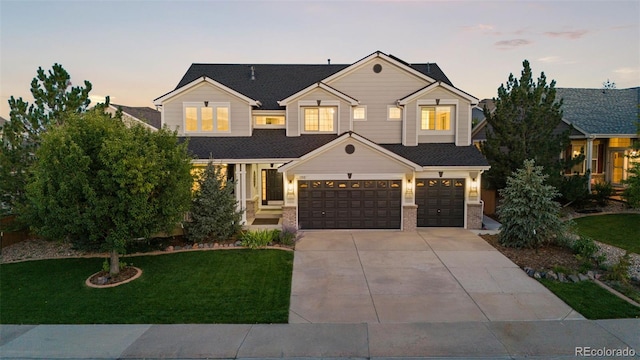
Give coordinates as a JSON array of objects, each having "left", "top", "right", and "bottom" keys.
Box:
[
  {"left": 289, "top": 140, "right": 411, "bottom": 174},
  {"left": 287, "top": 88, "right": 351, "bottom": 135},
  {"left": 328, "top": 59, "right": 429, "bottom": 143},
  {"left": 163, "top": 83, "right": 252, "bottom": 136}
]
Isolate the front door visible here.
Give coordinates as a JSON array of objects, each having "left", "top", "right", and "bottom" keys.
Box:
[
  {"left": 611, "top": 151, "right": 625, "bottom": 185},
  {"left": 262, "top": 169, "right": 284, "bottom": 205}
]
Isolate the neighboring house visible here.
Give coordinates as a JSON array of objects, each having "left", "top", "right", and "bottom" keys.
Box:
[
  {"left": 105, "top": 104, "right": 161, "bottom": 130},
  {"left": 153, "top": 51, "right": 490, "bottom": 230},
  {"left": 472, "top": 87, "right": 640, "bottom": 189}
]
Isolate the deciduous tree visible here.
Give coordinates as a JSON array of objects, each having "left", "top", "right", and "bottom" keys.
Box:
[{"left": 25, "top": 111, "right": 192, "bottom": 275}]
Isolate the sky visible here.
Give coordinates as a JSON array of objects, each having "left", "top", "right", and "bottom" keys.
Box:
[{"left": 1, "top": 0, "right": 639, "bottom": 119}]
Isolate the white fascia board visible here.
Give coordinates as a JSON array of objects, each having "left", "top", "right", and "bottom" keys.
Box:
[
  {"left": 278, "top": 82, "right": 358, "bottom": 106},
  {"left": 421, "top": 165, "right": 491, "bottom": 172},
  {"left": 153, "top": 76, "right": 260, "bottom": 106},
  {"left": 591, "top": 133, "right": 638, "bottom": 138},
  {"left": 191, "top": 158, "right": 297, "bottom": 165},
  {"left": 398, "top": 82, "right": 478, "bottom": 105},
  {"left": 323, "top": 51, "right": 437, "bottom": 84}
]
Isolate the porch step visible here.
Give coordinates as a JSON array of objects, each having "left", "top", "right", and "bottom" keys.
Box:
[{"left": 254, "top": 210, "right": 282, "bottom": 219}]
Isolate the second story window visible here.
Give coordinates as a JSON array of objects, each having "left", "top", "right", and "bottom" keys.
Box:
[
  {"left": 353, "top": 106, "right": 366, "bottom": 121},
  {"left": 304, "top": 107, "right": 335, "bottom": 132},
  {"left": 388, "top": 106, "right": 402, "bottom": 121},
  {"left": 184, "top": 102, "right": 230, "bottom": 133},
  {"left": 421, "top": 106, "right": 452, "bottom": 131}
]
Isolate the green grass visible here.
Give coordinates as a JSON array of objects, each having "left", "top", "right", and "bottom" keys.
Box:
[
  {"left": 572, "top": 214, "right": 640, "bottom": 254},
  {"left": 540, "top": 279, "right": 640, "bottom": 319},
  {"left": 0, "top": 250, "right": 293, "bottom": 324}
]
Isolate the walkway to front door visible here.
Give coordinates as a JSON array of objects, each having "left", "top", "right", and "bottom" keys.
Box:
[{"left": 289, "top": 229, "right": 582, "bottom": 323}]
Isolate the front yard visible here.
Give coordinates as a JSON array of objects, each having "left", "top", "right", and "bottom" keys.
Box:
[
  {"left": 572, "top": 213, "right": 640, "bottom": 254},
  {"left": 1, "top": 249, "right": 293, "bottom": 324}
]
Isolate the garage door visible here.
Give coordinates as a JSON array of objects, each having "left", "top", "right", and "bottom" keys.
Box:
[
  {"left": 416, "top": 178, "right": 465, "bottom": 227},
  {"left": 298, "top": 180, "right": 401, "bottom": 229}
]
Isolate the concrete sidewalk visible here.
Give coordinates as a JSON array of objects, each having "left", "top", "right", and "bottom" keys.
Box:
[{"left": 1, "top": 320, "right": 638, "bottom": 359}]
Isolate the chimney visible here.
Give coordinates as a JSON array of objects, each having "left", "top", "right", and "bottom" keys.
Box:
[
  {"left": 327, "top": 59, "right": 331, "bottom": 65},
  {"left": 250, "top": 66, "right": 256, "bottom": 81}
]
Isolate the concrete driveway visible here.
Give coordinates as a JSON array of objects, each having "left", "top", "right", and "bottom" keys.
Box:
[{"left": 289, "top": 229, "right": 584, "bottom": 323}]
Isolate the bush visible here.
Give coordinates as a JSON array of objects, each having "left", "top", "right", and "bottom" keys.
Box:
[
  {"left": 278, "top": 224, "right": 303, "bottom": 246},
  {"left": 623, "top": 159, "right": 640, "bottom": 208},
  {"left": 498, "top": 159, "right": 567, "bottom": 248},
  {"left": 186, "top": 162, "right": 243, "bottom": 242},
  {"left": 592, "top": 181, "right": 613, "bottom": 207},
  {"left": 606, "top": 252, "right": 632, "bottom": 284},
  {"left": 241, "top": 229, "right": 279, "bottom": 249},
  {"left": 559, "top": 173, "right": 590, "bottom": 206},
  {"left": 571, "top": 236, "right": 599, "bottom": 259}
]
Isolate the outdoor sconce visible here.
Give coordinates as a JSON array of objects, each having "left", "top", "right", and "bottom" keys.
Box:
[
  {"left": 347, "top": 173, "right": 352, "bottom": 179},
  {"left": 438, "top": 171, "right": 444, "bottom": 178},
  {"left": 287, "top": 180, "right": 295, "bottom": 199},
  {"left": 470, "top": 177, "right": 479, "bottom": 197},
  {"left": 204, "top": 101, "right": 209, "bottom": 107},
  {"left": 405, "top": 178, "right": 413, "bottom": 196}
]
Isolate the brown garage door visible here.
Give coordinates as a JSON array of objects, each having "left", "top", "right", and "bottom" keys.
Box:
[
  {"left": 298, "top": 180, "right": 401, "bottom": 229},
  {"left": 416, "top": 178, "right": 465, "bottom": 227}
]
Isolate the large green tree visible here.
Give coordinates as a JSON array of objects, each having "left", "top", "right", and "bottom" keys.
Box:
[
  {"left": 481, "top": 60, "right": 576, "bottom": 192},
  {"left": 25, "top": 110, "right": 193, "bottom": 275},
  {"left": 0, "top": 64, "right": 97, "bottom": 219}
]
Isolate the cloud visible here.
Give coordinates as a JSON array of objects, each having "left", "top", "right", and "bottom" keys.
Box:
[
  {"left": 495, "top": 39, "right": 532, "bottom": 49},
  {"left": 613, "top": 67, "right": 638, "bottom": 75},
  {"left": 89, "top": 94, "right": 108, "bottom": 105},
  {"left": 544, "top": 30, "right": 588, "bottom": 39},
  {"left": 538, "top": 56, "right": 560, "bottom": 63},
  {"left": 462, "top": 23, "right": 495, "bottom": 32}
]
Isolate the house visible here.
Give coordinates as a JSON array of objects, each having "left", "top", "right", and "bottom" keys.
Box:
[
  {"left": 0, "top": 116, "right": 7, "bottom": 138},
  {"left": 105, "top": 104, "right": 161, "bottom": 130},
  {"left": 153, "top": 51, "right": 490, "bottom": 230},
  {"left": 472, "top": 87, "right": 640, "bottom": 189}
]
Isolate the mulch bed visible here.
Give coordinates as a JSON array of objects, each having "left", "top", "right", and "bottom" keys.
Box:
[
  {"left": 480, "top": 234, "right": 582, "bottom": 271},
  {"left": 88, "top": 266, "right": 139, "bottom": 286}
]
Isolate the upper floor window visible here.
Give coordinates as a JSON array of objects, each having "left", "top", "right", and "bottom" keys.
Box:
[
  {"left": 388, "top": 106, "right": 402, "bottom": 121},
  {"left": 184, "top": 102, "right": 230, "bottom": 133},
  {"left": 255, "top": 116, "right": 285, "bottom": 126},
  {"left": 421, "top": 106, "right": 452, "bottom": 131},
  {"left": 353, "top": 106, "right": 366, "bottom": 121},
  {"left": 304, "top": 107, "right": 335, "bottom": 132}
]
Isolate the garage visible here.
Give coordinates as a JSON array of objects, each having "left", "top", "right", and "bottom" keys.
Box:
[
  {"left": 297, "top": 179, "right": 402, "bottom": 229},
  {"left": 416, "top": 178, "right": 465, "bottom": 227}
]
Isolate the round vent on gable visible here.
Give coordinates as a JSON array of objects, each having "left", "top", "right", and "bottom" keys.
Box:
[
  {"left": 345, "top": 144, "right": 355, "bottom": 154},
  {"left": 373, "top": 64, "right": 382, "bottom": 73}
]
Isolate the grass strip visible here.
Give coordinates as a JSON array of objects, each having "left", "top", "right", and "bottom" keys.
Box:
[
  {"left": 572, "top": 214, "right": 640, "bottom": 254},
  {"left": 1, "top": 249, "right": 293, "bottom": 324},
  {"left": 540, "top": 279, "right": 640, "bottom": 319}
]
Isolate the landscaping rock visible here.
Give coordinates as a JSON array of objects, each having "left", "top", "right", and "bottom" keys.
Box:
[
  {"left": 214, "top": 243, "right": 219, "bottom": 248},
  {"left": 558, "top": 273, "right": 567, "bottom": 282},
  {"left": 198, "top": 244, "right": 204, "bottom": 248},
  {"left": 546, "top": 271, "right": 558, "bottom": 280},
  {"left": 174, "top": 246, "right": 182, "bottom": 251},
  {"left": 533, "top": 272, "right": 542, "bottom": 279},
  {"left": 524, "top": 267, "right": 535, "bottom": 277},
  {"left": 96, "top": 276, "right": 109, "bottom": 285},
  {"left": 587, "top": 271, "right": 595, "bottom": 279},
  {"left": 192, "top": 244, "right": 199, "bottom": 249},
  {"left": 165, "top": 246, "right": 174, "bottom": 252},
  {"left": 234, "top": 241, "right": 242, "bottom": 247},
  {"left": 568, "top": 274, "right": 580, "bottom": 283},
  {"left": 578, "top": 273, "right": 589, "bottom": 282}
]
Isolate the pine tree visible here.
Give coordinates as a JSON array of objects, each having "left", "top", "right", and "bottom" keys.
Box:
[
  {"left": 0, "top": 64, "right": 99, "bottom": 218},
  {"left": 187, "top": 162, "right": 243, "bottom": 242},
  {"left": 481, "top": 60, "right": 577, "bottom": 192},
  {"left": 497, "top": 159, "right": 566, "bottom": 248}
]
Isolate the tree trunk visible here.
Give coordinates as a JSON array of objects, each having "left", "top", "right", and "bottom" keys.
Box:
[{"left": 110, "top": 250, "right": 120, "bottom": 276}]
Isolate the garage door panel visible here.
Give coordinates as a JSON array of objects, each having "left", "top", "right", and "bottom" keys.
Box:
[
  {"left": 417, "top": 178, "right": 465, "bottom": 228},
  {"left": 298, "top": 179, "right": 401, "bottom": 229}
]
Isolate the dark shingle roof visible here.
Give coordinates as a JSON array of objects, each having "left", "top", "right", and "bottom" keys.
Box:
[
  {"left": 174, "top": 62, "right": 453, "bottom": 110},
  {"left": 556, "top": 87, "right": 639, "bottom": 135},
  {"left": 111, "top": 104, "right": 161, "bottom": 129},
  {"left": 181, "top": 129, "right": 339, "bottom": 159},
  {"left": 473, "top": 118, "right": 586, "bottom": 141},
  {"left": 0, "top": 116, "right": 7, "bottom": 127},
  {"left": 381, "top": 143, "right": 489, "bottom": 167}
]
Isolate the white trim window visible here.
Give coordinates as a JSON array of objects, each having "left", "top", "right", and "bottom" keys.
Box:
[
  {"left": 255, "top": 115, "right": 285, "bottom": 127},
  {"left": 303, "top": 107, "right": 336, "bottom": 132},
  {"left": 183, "top": 102, "right": 230, "bottom": 133},
  {"left": 420, "top": 106, "right": 453, "bottom": 131},
  {"left": 353, "top": 106, "right": 367, "bottom": 121},
  {"left": 388, "top": 106, "right": 402, "bottom": 121}
]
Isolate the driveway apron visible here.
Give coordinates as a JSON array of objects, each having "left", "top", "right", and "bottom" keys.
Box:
[{"left": 289, "top": 229, "right": 582, "bottom": 323}]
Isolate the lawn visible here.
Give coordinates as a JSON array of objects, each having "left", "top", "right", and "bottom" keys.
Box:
[
  {"left": 0, "top": 249, "right": 293, "bottom": 324},
  {"left": 572, "top": 214, "right": 640, "bottom": 254},
  {"left": 540, "top": 279, "right": 640, "bottom": 319}
]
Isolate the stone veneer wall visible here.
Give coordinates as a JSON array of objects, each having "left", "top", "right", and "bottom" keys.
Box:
[
  {"left": 467, "top": 203, "right": 483, "bottom": 229},
  {"left": 282, "top": 206, "right": 297, "bottom": 229},
  {"left": 245, "top": 198, "right": 258, "bottom": 221},
  {"left": 402, "top": 205, "right": 417, "bottom": 232}
]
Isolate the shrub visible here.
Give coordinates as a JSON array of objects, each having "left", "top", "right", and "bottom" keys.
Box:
[
  {"left": 241, "top": 229, "right": 278, "bottom": 249},
  {"left": 623, "top": 159, "right": 640, "bottom": 208},
  {"left": 592, "top": 181, "right": 613, "bottom": 207},
  {"left": 606, "top": 252, "right": 632, "bottom": 284},
  {"left": 559, "top": 173, "right": 590, "bottom": 206},
  {"left": 186, "top": 162, "right": 243, "bottom": 242},
  {"left": 278, "top": 224, "right": 303, "bottom": 246},
  {"left": 572, "top": 236, "right": 599, "bottom": 259},
  {"left": 497, "top": 159, "right": 567, "bottom": 248}
]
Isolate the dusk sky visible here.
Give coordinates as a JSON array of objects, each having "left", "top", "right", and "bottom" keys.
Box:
[{"left": 1, "top": 0, "right": 638, "bottom": 119}]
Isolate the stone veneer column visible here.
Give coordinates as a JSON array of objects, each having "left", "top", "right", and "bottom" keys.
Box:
[
  {"left": 467, "top": 203, "right": 483, "bottom": 229},
  {"left": 402, "top": 205, "right": 418, "bottom": 232},
  {"left": 245, "top": 199, "right": 257, "bottom": 222},
  {"left": 282, "top": 205, "right": 297, "bottom": 229}
]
